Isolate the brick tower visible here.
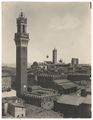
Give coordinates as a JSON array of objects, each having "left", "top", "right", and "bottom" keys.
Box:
[{"left": 14, "top": 12, "right": 30, "bottom": 97}]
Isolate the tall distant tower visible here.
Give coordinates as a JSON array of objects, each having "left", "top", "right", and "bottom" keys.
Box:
[
  {"left": 52, "top": 48, "right": 57, "bottom": 64},
  {"left": 14, "top": 12, "right": 30, "bottom": 97},
  {"left": 71, "top": 58, "right": 79, "bottom": 65}
]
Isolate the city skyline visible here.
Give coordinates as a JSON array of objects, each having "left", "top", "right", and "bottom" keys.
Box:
[{"left": 2, "top": 2, "right": 91, "bottom": 65}]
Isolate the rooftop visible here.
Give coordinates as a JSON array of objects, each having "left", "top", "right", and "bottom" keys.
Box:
[
  {"left": 68, "top": 73, "right": 90, "bottom": 76},
  {"left": 37, "top": 73, "right": 61, "bottom": 77},
  {"left": 57, "top": 95, "right": 85, "bottom": 106},
  {"left": 86, "top": 87, "right": 91, "bottom": 92},
  {"left": 54, "top": 79, "right": 70, "bottom": 83},
  {"left": 54, "top": 79, "right": 78, "bottom": 89},
  {"left": 83, "top": 95, "right": 91, "bottom": 104},
  {"left": 9, "top": 101, "right": 25, "bottom": 108},
  {"left": 24, "top": 86, "right": 57, "bottom": 98},
  {"left": 31, "top": 89, "right": 56, "bottom": 96},
  {"left": 2, "top": 72, "right": 10, "bottom": 77},
  {"left": 2, "top": 89, "right": 16, "bottom": 98},
  {"left": 29, "top": 85, "right": 41, "bottom": 90}
]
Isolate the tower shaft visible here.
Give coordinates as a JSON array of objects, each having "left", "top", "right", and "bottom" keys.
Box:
[
  {"left": 16, "top": 46, "right": 27, "bottom": 96},
  {"left": 14, "top": 12, "right": 29, "bottom": 97}
]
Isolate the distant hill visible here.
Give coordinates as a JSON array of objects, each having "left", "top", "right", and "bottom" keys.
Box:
[
  {"left": 2, "top": 66, "right": 16, "bottom": 75},
  {"left": 2, "top": 63, "right": 32, "bottom": 68},
  {"left": 2, "top": 63, "right": 16, "bottom": 68}
]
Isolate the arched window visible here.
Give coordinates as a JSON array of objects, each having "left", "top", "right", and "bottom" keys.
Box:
[
  {"left": 23, "top": 25, "right": 25, "bottom": 33},
  {"left": 17, "top": 26, "right": 20, "bottom": 33}
]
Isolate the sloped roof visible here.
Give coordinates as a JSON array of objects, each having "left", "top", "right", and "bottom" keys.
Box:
[
  {"left": 9, "top": 102, "right": 25, "bottom": 108},
  {"left": 61, "top": 83, "right": 77, "bottom": 89},
  {"left": 54, "top": 79, "right": 77, "bottom": 89},
  {"left": 54, "top": 79, "right": 70, "bottom": 83},
  {"left": 57, "top": 95, "right": 85, "bottom": 106},
  {"left": 83, "top": 95, "right": 91, "bottom": 104}
]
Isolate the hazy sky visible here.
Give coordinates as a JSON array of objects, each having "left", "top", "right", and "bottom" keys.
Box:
[{"left": 2, "top": 2, "right": 91, "bottom": 65}]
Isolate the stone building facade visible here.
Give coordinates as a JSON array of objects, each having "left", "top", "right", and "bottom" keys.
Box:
[
  {"left": 54, "top": 95, "right": 91, "bottom": 118},
  {"left": 2, "top": 72, "right": 11, "bottom": 92},
  {"left": 24, "top": 87, "right": 57, "bottom": 110},
  {"left": 8, "top": 101, "right": 26, "bottom": 118}
]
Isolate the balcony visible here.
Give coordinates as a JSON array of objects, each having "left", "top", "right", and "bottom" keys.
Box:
[{"left": 15, "top": 33, "right": 29, "bottom": 40}]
